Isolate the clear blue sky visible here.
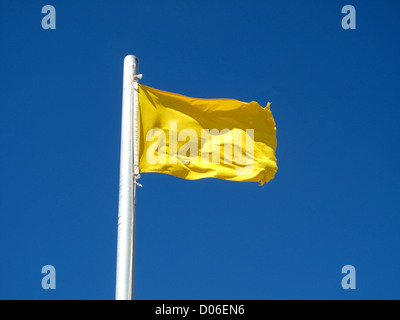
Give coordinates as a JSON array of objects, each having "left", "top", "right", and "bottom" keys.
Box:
[{"left": 1, "top": 0, "right": 399, "bottom": 300}]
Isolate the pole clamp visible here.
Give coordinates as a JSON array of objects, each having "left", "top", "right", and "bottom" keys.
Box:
[{"left": 133, "top": 173, "right": 142, "bottom": 187}]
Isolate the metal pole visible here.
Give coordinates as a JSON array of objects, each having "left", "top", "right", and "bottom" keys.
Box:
[{"left": 116, "top": 55, "right": 138, "bottom": 300}]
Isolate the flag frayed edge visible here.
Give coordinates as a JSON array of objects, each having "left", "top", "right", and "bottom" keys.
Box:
[{"left": 259, "top": 165, "right": 278, "bottom": 186}]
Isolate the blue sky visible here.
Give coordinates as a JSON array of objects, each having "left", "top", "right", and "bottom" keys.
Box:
[{"left": 1, "top": 0, "right": 399, "bottom": 300}]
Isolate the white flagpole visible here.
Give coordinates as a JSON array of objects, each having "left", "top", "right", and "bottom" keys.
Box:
[{"left": 116, "top": 55, "right": 140, "bottom": 300}]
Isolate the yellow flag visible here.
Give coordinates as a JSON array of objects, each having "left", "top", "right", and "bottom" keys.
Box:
[{"left": 138, "top": 84, "right": 277, "bottom": 185}]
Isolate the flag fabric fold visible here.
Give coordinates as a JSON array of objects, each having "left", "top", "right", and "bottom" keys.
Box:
[{"left": 138, "top": 84, "right": 277, "bottom": 185}]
